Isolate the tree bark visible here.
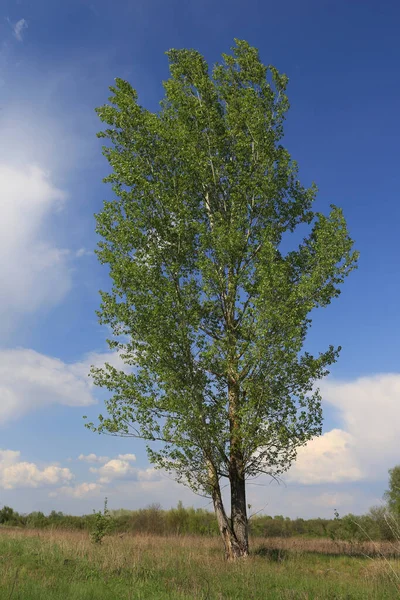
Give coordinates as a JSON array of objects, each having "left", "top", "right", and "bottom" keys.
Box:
[
  {"left": 207, "top": 460, "right": 244, "bottom": 560},
  {"left": 228, "top": 379, "right": 249, "bottom": 557},
  {"left": 230, "top": 464, "right": 249, "bottom": 556},
  {"left": 220, "top": 265, "right": 249, "bottom": 558}
]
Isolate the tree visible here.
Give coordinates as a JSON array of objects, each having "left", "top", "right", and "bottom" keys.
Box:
[
  {"left": 0, "top": 505, "right": 18, "bottom": 525},
  {"left": 86, "top": 39, "right": 358, "bottom": 559},
  {"left": 384, "top": 466, "right": 400, "bottom": 516}
]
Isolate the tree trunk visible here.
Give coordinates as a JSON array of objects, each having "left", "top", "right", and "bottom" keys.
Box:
[
  {"left": 223, "top": 266, "right": 249, "bottom": 558},
  {"left": 207, "top": 460, "right": 244, "bottom": 560},
  {"left": 230, "top": 465, "right": 249, "bottom": 557},
  {"left": 228, "top": 377, "right": 249, "bottom": 557},
  {"left": 211, "top": 482, "right": 243, "bottom": 560}
]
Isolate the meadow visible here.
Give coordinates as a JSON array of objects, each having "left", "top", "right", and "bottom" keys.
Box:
[{"left": 1, "top": 528, "right": 400, "bottom": 599}]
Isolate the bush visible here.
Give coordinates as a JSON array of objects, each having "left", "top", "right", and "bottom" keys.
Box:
[{"left": 90, "top": 498, "right": 113, "bottom": 544}]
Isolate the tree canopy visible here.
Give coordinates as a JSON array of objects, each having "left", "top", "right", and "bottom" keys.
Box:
[{"left": 86, "top": 39, "right": 358, "bottom": 558}]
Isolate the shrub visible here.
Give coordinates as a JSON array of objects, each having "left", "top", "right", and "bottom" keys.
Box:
[{"left": 90, "top": 498, "right": 113, "bottom": 544}]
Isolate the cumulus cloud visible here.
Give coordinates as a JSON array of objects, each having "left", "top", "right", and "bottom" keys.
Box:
[
  {"left": 90, "top": 458, "right": 159, "bottom": 484},
  {"left": 50, "top": 482, "right": 102, "bottom": 499},
  {"left": 0, "top": 164, "right": 71, "bottom": 333},
  {"left": 117, "top": 454, "right": 136, "bottom": 462},
  {"left": 91, "top": 459, "right": 134, "bottom": 483},
  {"left": 0, "top": 348, "right": 128, "bottom": 424},
  {"left": 320, "top": 375, "right": 400, "bottom": 468},
  {"left": 13, "top": 19, "right": 28, "bottom": 42},
  {"left": 0, "top": 60, "right": 103, "bottom": 334},
  {"left": 137, "top": 468, "right": 163, "bottom": 482},
  {"left": 78, "top": 453, "right": 109, "bottom": 464},
  {"left": 287, "top": 374, "right": 400, "bottom": 485},
  {"left": 0, "top": 449, "right": 73, "bottom": 490},
  {"left": 287, "top": 429, "right": 363, "bottom": 485}
]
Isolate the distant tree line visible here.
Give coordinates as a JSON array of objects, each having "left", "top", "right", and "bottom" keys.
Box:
[
  {"left": 1, "top": 467, "right": 399, "bottom": 541},
  {"left": 0, "top": 501, "right": 396, "bottom": 541}
]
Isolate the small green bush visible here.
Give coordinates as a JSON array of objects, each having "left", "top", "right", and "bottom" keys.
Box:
[{"left": 90, "top": 498, "right": 113, "bottom": 544}]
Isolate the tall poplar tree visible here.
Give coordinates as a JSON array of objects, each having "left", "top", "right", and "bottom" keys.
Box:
[{"left": 87, "top": 40, "right": 358, "bottom": 559}]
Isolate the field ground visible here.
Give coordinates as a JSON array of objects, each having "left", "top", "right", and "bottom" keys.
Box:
[{"left": 1, "top": 529, "right": 400, "bottom": 599}]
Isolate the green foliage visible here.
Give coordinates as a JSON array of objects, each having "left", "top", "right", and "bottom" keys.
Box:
[
  {"left": 384, "top": 465, "right": 400, "bottom": 516},
  {"left": 1, "top": 502, "right": 400, "bottom": 542},
  {"left": 86, "top": 39, "right": 358, "bottom": 501},
  {"left": 0, "top": 505, "right": 24, "bottom": 526},
  {"left": 27, "top": 511, "right": 47, "bottom": 528},
  {"left": 90, "top": 498, "right": 113, "bottom": 544},
  {"left": 367, "top": 505, "right": 400, "bottom": 541}
]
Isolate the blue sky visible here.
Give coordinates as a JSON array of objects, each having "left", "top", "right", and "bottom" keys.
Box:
[{"left": 0, "top": 0, "right": 399, "bottom": 518}]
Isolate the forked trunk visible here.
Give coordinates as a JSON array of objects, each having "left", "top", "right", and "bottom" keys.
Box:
[
  {"left": 208, "top": 460, "right": 247, "bottom": 560},
  {"left": 211, "top": 483, "right": 243, "bottom": 560}
]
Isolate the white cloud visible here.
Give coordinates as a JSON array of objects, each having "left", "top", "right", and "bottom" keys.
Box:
[
  {"left": 13, "top": 19, "right": 28, "bottom": 42},
  {"left": 0, "top": 348, "right": 128, "bottom": 424},
  {"left": 287, "top": 429, "right": 363, "bottom": 485},
  {"left": 287, "top": 374, "right": 400, "bottom": 485},
  {"left": 78, "top": 453, "right": 109, "bottom": 464},
  {"left": 50, "top": 482, "right": 102, "bottom": 499},
  {"left": 320, "top": 375, "right": 400, "bottom": 468},
  {"left": 0, "top": 449, "right": 73, "bottom": 490},
  {"left": 0, "top": 164, "right": 71, "bottom": 333},
  {"left": 90, "top": 458, "right": 159, "bottom": 484},
  {"left": 91, "top": 459, "right": 134, "bottom": 483},
  {"left": 117, "top": 454, "right": 136, "bottom": 462},
  {"left": 137, "top": 468, "right": 162, "bottom": 482},
  {"left": 0, "top": 55, "right": 104, "bottom": 333}
]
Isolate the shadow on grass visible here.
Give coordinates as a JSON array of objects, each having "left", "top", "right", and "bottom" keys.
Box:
[
  {"left": 253, "top": 547, "right": 289, "bottom": 562},
  {"left": 253, "top": 545, "right": 400, "bottom": 561}
]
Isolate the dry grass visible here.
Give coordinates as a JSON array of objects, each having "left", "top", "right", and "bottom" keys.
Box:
[
  {"left": 252, "top": 535, "right": 400, "bottom": 558},
  {"left": 2, "top": 526, "right": 400, "bottom": 558}
]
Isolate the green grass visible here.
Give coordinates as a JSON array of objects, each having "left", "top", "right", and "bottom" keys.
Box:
[{"left": 0, "top": 529, "right": 400, "bottom": 599}]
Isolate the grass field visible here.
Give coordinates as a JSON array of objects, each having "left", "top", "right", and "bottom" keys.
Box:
[{"left": 1, "top": 528, "right": 400, "bottom": 599}]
